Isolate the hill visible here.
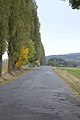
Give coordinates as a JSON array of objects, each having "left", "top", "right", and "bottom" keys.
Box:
[{"left": 46, "top": 53, "right": 80, "bottom": 66}]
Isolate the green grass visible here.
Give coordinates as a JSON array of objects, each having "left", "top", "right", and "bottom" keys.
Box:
[{"left": 62, "top": 67, "right": 80, "bottom": 79}]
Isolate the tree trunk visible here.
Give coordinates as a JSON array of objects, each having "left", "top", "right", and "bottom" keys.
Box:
[
  {"left": 0, "top": 55, "right": 2, "bottom": 77},
  {"left": 12, "top": 61, "right": 16, "bottom": 72},
  {"left": 8, "top": 52, "right": 12, "bottom": 74}
]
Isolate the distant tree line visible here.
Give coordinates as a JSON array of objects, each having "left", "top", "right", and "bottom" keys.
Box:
[
  {"left": 47, "top": 58, "right": 78, "bottom": 67},
  {"left": 0, "top": 0, "right": 45, "bottom": 77}
]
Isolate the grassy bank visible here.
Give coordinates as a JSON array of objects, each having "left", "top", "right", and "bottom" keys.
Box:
[
  {"left": 0, "top": 68, "right": 32, "bottom": 86},
  {"left": 54, "top": 67, "right": 80, "bottom": 97},
  {"left": 63, "top": 67, "right": 80, "bottom": 79},
  {"left": 1, "top": 60, "right": 32, "bottom": 86}
]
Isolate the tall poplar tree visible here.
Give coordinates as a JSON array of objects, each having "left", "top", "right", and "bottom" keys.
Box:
[
  {"left": 31, "top": 0, "right": 45, "bottom": 65},
  {"left": 0, "top": 0, "right": 45, "bottom": 75},
  {"left": 0, "top": 0, "right": 9, "bottom": 76},
  {"left": 8, "top": 0, "right": 32, "bottom": 73}
]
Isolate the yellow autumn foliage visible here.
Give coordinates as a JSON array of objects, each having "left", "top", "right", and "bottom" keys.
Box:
[
  {"left": 35, "top": 59, "right": 40, "bottom": 66},
  {"left": 16, "top": 48, "right": 29, "bottom": 68}
]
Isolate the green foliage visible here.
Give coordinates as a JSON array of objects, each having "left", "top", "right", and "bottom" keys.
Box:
[
  {"left": 8, "top": 0, "right": 33, "bottom": 72},
  {"left": 0, "top": 0, "right": 45, "bottom": 74},
  {"left": 28, "top": 39, "right": 36, "bottom": 62},
  {"left": 0, "top": 0, "right": 9, "bottom": 55},
  {"left": 47, "top": 57, "right": 78, "bottom": 67},
  {"left": 47, "top": 58, "right": 66, "bottom": 67},
  {"left": 61, "top": 0, "right": 80, "bottom": 9},
  {"left": 39, "top": 42, "right": 46, "bottom": 65},
  {"left": 69, "top": 0, "right": 80, "bottom": 9},
  {"left": 66, "top": 60, "right": 77, "bottom": 67},
  {"left": 30, "top": 0, "right": 45, "bottom": 65},
  {"left": 0, "top": 0, "right": 10, "bottom": 76}
]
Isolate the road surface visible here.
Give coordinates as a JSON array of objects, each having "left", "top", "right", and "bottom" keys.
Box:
[{"left": 0, "top": 66, "right": 80, "bottom": 120}]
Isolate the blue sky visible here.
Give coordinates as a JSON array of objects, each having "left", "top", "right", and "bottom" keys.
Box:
[{"left": 36, "top": 0, "right": 80, "bottom": 56}]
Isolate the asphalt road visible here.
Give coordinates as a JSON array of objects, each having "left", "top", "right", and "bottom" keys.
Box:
[{"left": 0, "top": 66, "right": 80, "bottom": 120}]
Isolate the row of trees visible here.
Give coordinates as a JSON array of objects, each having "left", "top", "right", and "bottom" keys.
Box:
[
  {"left": 47, "top": 58, "right": 66, "bottom": 67},
  {"left": 0, "top": 0, "right": 45, "bottom": 77},
  {"left": 47, "top": 58, "right": 79, "bottom": 67}
]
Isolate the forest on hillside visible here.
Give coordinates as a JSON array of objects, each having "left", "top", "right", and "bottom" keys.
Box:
[
  {"left": 46, "top": 53, "right": 80, "bottom": 67},
  {"left": 0, "top": 0, "right": 45, "bottom": 77}
]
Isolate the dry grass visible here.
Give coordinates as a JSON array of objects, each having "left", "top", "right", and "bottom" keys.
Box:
[
  {"left": 54, "top": 67, "right": 80, "bottom": 97},
  {"left": 63, "top": 67, "right": 80, "bottom": 79},
  {"left": 0, "top": 69, "right": 32, "bottom": 86},
  {"left": 0, "top": 77, "right": 4, "bottom": 82}
]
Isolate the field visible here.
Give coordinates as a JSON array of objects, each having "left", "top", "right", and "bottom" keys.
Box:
[
  {"left": 54, "top": 67, "right": 80, "bottom": 96},
  {"left": 62, "top": 67, "right": 80, "bottom": 79}
]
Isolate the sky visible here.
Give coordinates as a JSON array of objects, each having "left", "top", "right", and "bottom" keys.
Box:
[{"left": 36, "top": 0, "right": 80, "bottom": 56}]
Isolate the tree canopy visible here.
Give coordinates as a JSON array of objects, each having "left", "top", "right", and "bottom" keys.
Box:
[
  {"left": 0, "top": 0, "right": 45, "bottom": 76},
  {"left": 69, "top": 0, "right": 80, "bottom": 9},
  {"left": 61, "top": 0, "right": 80, "bottom": 9}
]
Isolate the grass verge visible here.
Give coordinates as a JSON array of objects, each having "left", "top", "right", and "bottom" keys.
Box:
[
  {"left": 0, "top": 68, "right": 32, "bottom": 86},
  {"left": 54, "top": 67, "right": 80, "bottom": 97},
  {"left": 63, "top": 67, "right": 80, "bottom": 79}
]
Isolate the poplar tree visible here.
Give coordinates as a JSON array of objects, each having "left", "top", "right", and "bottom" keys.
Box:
[
  {"left": 0, "top": 0, "right": 45, "bottom": 75},
  {"left": 31, "top": 0, "right": 45, "bottom": 65},
  {"left": 8, "top": 0, "right": 32, "bottom": 73},
  {"left": 8, "top": 0, "right": 22, "bottom": 73},
  {"left": 0, "top": 0, "right": 10, "bottom": 76}
]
